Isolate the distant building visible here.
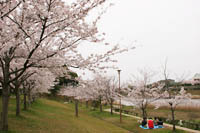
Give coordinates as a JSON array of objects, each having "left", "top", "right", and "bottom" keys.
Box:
[
  {"left": 151, "top": 79, "right": 175, "bottom": 88},
  {"left": 158, "top": 79, "right": 175, "bottom": 85},
  {"left": 193, "top": 73, "right": 200, "bottom": 82},
  {"left": 182, "top": 73, "right": 200, "bottom": 85}
]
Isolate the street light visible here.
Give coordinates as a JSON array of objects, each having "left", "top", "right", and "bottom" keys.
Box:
[{"left": 117, "top": 69, "right": 122, "bottom": 123}]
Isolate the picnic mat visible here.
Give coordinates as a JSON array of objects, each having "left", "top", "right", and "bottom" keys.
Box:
[{"left": 139, "top": 125, "right": 164, "bottom": 129}]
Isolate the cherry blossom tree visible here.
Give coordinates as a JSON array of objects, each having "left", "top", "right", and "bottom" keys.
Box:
[
  {"left": 101, "top": 76, "right": 118, "bottom": 115},
  {"left": 10, "top": 71, "right": 35, "bottom": 116},
  {"left": 83, "top": 74, "right": 119, "bottom": 114},
  {"left": 157, "top": 60, "right": 191, "bottom": 132},
  {"left": 22, "top": 67, "right": 60, "bottom": 110},
  {"left": 59, "top": 83, "right": 86, "bottom": 117},
  {"left": 0, "top": 0, "right": 23, "bottom": 19},
  {"left": 124, "top": 69, "right": 162, "bottom": 118},
  {"left": 93, "top": 74, "right": 107, "bottom": 112},
  {"left": 0, "top": 0, "right": 134, "bottom": 130},
  {"left": 80, "top": 80, "right": 100, "bottom": 109},
  {"left": 22, "top": 78, "right": 36, "bottom": 110},
  {"left": 12, "top": 67, "right": 56, "bottom": 114},
  {"left": 71, "top": 75, "right": 108, "bottom": 112},
  {"left": 155, "top": 87, "right": 191, "bottom": 132}
]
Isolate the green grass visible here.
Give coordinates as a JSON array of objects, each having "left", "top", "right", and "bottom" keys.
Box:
[
  {"left": 87, "top": 109, "right": 186, "bottom": 133},
  {"left": 0, "top": 98, "right": 129, "bottom": 133},
  {"left": 0, "top": 97, "right": 188, "bottom": 133}
]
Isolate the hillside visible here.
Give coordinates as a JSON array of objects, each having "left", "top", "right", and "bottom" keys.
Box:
[
  {"left": 0, "top": 97, "right": 186, "bottom": 133},
  {"left": 0, "top": 98, "right": 128, "bottom": 133}
]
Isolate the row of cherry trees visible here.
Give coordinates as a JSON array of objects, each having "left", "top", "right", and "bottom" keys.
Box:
[
  {"left": 0, "top": 0, "right": 135, "bottom": 131},
  {"left": 122, "top": 67, "right": 191, "bottom": 132},
  {"left": 59, "top": 74, "right": 119, "bottom": 116},
  {"left": 59, "top": 69, "right": 191, "bottom": 132}
]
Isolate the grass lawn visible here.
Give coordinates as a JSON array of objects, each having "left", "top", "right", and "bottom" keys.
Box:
[
  {"left": 0, "top": 98, "right": 129, "bottom": 133},
  {"left": 0, "top": 97, "right": 187, "bottom": 133},
  {"left": 87, "top": 108, "right": 187, "bottom": 133}
]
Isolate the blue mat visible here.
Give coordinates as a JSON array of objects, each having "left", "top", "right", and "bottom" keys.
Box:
[{"left": 140, "top": 125, "right": 164, "bottom": 129}]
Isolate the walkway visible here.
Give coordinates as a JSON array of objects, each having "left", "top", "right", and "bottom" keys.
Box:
[{"left": 104, "top": 109, "right": 200, "bottom": 133}]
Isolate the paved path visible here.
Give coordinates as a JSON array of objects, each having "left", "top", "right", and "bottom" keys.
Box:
[{"left": 104, "top": 109, "right": 200, "bottom": 133}]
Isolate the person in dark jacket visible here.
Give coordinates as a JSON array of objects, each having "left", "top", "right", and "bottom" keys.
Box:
[
  {"left": 154, "top": 117, "right": 159, "bottom": 126},
  {"left": 157, "top": 117, "right": 163, "bottom": 127},
  {"left": 141, "top": 117, "right": 147, "bottom": 127}
]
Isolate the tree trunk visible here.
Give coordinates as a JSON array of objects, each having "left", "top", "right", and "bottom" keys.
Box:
[
  {"left": 1, "top": 85, "right": 10, "bottom": 131},
  {"left": 27, "top": 88, "right": 32, "bottom": 105},
  {"left": 75, "top": 100, "right": 78, "bottom": 117},
  {"left": 145, "top": 110, "right": 147, "bottom": 118},
  {"left": 110, "top": 99, "right": 113, "bottom": 115},
  {"left": 91, "top": 100, "right": 96, "bottom": 110},
  {"left": 141, "top": 107, "right": 147, "bottom": 118},
  {"left": 23, "top": 88, "right": 27, "bottom": 110},
  {"left": 15, "top": 87, "right": 20, "bottom": 116},
  {"left": 99, "top": 97, "right": 102, "bottom": 112},
  {"left": 86, "top": 101, "right": 88, "bottom": 108},
  {"left": 171, "top": 106, "right": 176, "bottom": 132}
]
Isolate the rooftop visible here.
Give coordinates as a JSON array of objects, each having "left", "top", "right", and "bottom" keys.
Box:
[{"left": 193, "top": 73, "right": 200, "bottom": 79}]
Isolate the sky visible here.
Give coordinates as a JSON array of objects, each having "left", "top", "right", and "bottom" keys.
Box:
[{"left": 77, "top": 0, "right": 200, "bottom": 83}]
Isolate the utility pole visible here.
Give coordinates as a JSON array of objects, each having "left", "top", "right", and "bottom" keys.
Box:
[{"left": 117, "top": 69, "right": 122, "bottom": 123}]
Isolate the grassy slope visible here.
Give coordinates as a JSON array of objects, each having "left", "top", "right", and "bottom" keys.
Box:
[
  {"left": 0, "top": 98, "right": 128, "bottom": 133},
  {"left": 0, "top": 98, "right": 187, "bottom": 133}
]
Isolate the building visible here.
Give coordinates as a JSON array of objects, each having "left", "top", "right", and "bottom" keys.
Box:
[
  {"left": 182, "top": 73, "right": 200, "bottom": 85},
  {"left": 193, "top": 73, "right": 200, "bottom": 82}
]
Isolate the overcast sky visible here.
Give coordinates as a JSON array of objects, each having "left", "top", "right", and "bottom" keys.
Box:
[{"left": 78, "top": 0, "right": 200, "bottom": 83}]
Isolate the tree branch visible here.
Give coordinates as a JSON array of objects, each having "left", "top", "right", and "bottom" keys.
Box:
[{"left": 1, "top": 1, "right": 22, "bottom": 19}]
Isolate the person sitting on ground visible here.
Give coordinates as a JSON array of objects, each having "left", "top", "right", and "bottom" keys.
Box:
[
  {"left": 141, "top": 117, "right": 147, "bottom": 127},
  {"left": 154, "top": 117, "right": 159, "bottom": 126},
  {"left": 148, "top": 117, "right": 154, "bottom": 129},
  {"left": 157, "top": 117, "right": 163, "bottom": 127}
]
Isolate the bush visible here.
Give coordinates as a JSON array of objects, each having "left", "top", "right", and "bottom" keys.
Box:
[
  {"left": 123, "top": 110, "right": 129, "bottom": 114},
  {"left": 181, "top": 121, "right": 200, "bottom": 130},
  {"left": 114, "top": 108, "right": 120, "bottom": 112}
]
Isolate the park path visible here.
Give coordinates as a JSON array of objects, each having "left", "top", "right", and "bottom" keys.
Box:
[{"left": 104, "top": 109, "right": 200, "bottom": 133}]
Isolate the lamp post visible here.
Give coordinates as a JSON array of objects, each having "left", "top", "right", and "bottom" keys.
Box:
[{"left": 117, "top": 69, "right": 122, "bottom": 123}]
